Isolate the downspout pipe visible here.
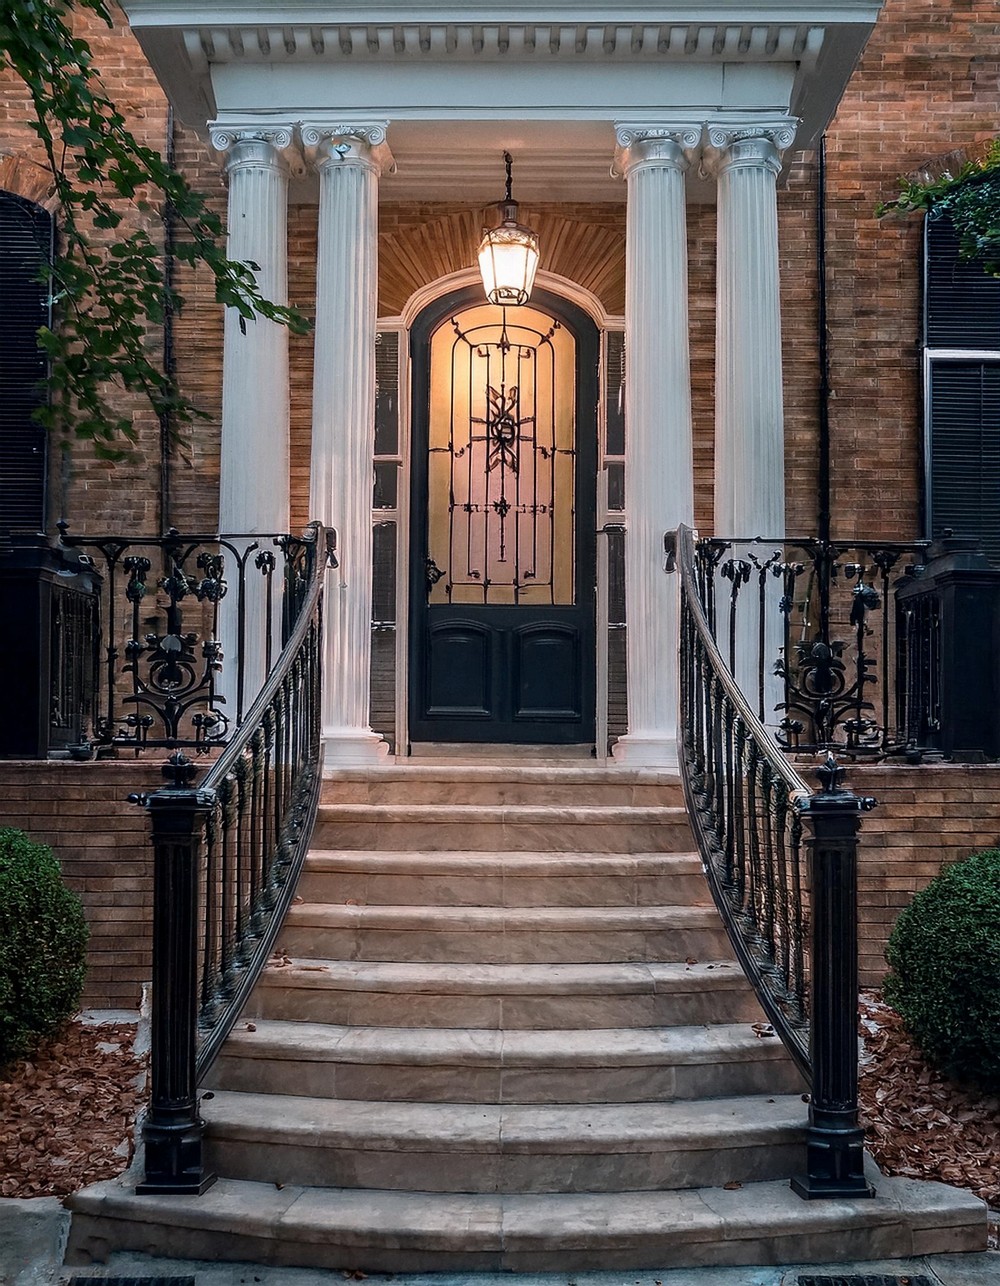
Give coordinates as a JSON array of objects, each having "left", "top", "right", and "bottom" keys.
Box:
[
  {"left": 816, "top": 136, "right": 831, "bottom": 548},
  {"left": 159, "top": 105, "right": 177, "bottom": 534}
]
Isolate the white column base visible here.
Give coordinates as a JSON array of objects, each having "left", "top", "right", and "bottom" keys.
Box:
[
  {"left": 322, "top": 729, "right": 390, "bottom": 768},
  {"left": 612, "top": 733, "right": 679, "bottom": 771}
]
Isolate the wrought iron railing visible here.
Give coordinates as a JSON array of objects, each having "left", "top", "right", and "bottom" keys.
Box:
[
  {"left": 57, "top": 524, "right": 314, "bottom": 754},
  {"left": 677, "top": 524, "right": 875, "bottom": 1198},
  {"left": 132, "top": 524, "right": 334, "bottom": 1195},
  {"left": 695, "top": 534, "right": 928, "bottom": 755}
]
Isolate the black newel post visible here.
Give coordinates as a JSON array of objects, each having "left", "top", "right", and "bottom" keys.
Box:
[
  {"left": 791, "top": 754, "right": 876, "bottom": 1200},
  {"left": 131, "top": 752, "right": 217, "bottom": 1195}
]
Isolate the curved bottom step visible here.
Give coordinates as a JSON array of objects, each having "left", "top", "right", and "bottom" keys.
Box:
[{"left": 67, "top": 1168, "right": 985, "bottom": 1274}]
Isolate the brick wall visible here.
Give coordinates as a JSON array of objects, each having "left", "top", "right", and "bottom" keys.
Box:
[
  {"left": 818, "top": 0, "right": 1000, "bottom": 542},
  {"left": 0, "top": 762, "right": 160, "bottom": 1009},
  {"left": 851, "top": 764, "right": 1000, "bottom": 987}
]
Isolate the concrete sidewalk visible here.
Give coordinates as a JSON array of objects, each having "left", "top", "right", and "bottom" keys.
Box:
[{"left": 53, "top": 1248, "right": 1000, "bottom": 1286}]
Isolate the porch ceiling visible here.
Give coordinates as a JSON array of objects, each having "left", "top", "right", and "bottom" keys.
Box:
[{"left": 124, "top": 2, "right": 883, "bottom": 172}]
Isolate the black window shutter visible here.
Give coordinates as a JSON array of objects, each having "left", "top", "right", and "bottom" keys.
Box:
[
  {"left": 928, "top": 360, "right": 1000, "bottom": 562},
  {"left": 0, "top": 191, "right": 52, "bottom": 532},
  {"left": 925, "top": 213, "right": 1000, "bottom": 349}
]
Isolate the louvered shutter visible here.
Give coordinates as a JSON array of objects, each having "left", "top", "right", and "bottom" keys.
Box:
[
  {"left": 0, "top": 192, "right": 51, "bottom": 532},
  {"left": 928, "top": 361, "right": 1000, "bottom": 559},
  {"left": 924, "top": 213, "right": 1000, "bottom": 563},
  {"left": 925, "top": 214, "right": 1000, "bottom": 348}
]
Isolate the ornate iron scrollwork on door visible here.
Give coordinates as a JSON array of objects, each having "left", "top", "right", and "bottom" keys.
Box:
[{"left": 425, "top": 303, "right": 577, "bottom": 608}]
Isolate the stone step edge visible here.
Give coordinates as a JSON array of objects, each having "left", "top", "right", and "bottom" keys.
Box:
[
  {"left": 202, "top": 1089, "right": 807, "bottom": 1150},
  {"left": 303, "top": 849, "right": 703, "bottom": 872},
  {"left": 256, "top": 958, "right": 749, "bottom": 995},
  {"left": 218, "top": 1019, "right": 795, "bottom": 1067},
  {"left": 321, "top": 765, "right": 682, "bottom": 784},
  {"left": 315, "top": 804, "right": 689, "bottom": 823},
  {"left": 282, "top": 903, "right": 723, "bottom": 928},
  {"left": 66, "top": 1170, "right": 986, "bottom": 1258}
]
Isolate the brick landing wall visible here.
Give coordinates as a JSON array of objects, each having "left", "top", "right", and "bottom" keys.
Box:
[
  {"left": 851, "top": 764, "right": 1000, "bottom": 988},
  {"left": 0, "top": 762, "right": 161, "bottom": 1009}
]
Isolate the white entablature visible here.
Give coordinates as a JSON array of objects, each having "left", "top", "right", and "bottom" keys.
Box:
[{"left": 126, "top": 1, "right": 880, "bottom": 200}]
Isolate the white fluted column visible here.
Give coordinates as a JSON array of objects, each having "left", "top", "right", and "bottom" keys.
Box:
[
  {"left": 304, "top": 123, "right": 392, "bottom": 766},
  {"left": 709, "top": 121, "right": 797, "bottom": 721},
  {"left": 709, "top": 121, "right": 797, "bottom": 539},
  {"left": 210, "top": 125, "right": 294, "bottom": 716},
  {"left": 612, "top": 124, "right": 700, "bottom": 768},
  {"left": 210, "top": 125, "right": 294, "bottom": 533}
]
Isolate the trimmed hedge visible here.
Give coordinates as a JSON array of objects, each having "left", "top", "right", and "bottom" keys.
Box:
[
  {"left": 0, "top": 828, "right": 88, "bottom": 1067},
  {"left": 885, "top": 847, "right": 1000, "bottom": 1093}
]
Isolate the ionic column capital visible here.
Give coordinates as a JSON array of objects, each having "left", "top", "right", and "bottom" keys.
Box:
[
  {"left": 300, "top": 122, "right": 394, "bottom": 177},
  {"left": 209, "top": 123, "right": 298, "bottom": 176},
  {"left": 613, "top": 123, "right": 702, "bottom": 178},
  {"left": 705, "top": 119, "right": 798, "bottom": 177}
]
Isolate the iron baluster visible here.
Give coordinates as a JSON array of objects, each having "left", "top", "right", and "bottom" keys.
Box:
[
  {"left": 788, "top": 806, "right": 807, "bottom": 1024},
  {"left": 248, "top": 728, "right": 267, "bottom": 934},
  {"left": 217, "top": 773, "right": 235, "bottom": 999}
]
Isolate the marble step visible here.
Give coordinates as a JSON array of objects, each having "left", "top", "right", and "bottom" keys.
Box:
[
  {"left": 207, "top": 1020, "right": 805, "bottom": 1104},
  {"left": 277, "top": 901, "right": 731, "bottom": 964},
  {"left": 310, "top": 802, "right": 694, "bottom": 854},
  {"left": 67, "top": 1170, "right": 987, "bottom": 1272},
  {"left": 246, "top": 958, "right": 761, "bottom": 1028},
  {"left": 296, "top": 849, "right": 710, "bottom": 908},
  {"left": 201, "top": 1090, "right": 807, "bottom": 1193},
  {"left": 321, "top": 765, "right": 684, "bottom": 807}
]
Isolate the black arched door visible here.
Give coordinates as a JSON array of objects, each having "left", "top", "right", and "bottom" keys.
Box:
[{"left": 409, "top": 285, "right": 598, "bottom": 744}]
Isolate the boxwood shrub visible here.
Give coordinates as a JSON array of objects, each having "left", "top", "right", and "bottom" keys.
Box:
[
  {"left": 884, "top": 847, "right": 1000, "bottom": 1093},
  {"left": 0, "top": 828, "right": 89, "bottom": 1067}
]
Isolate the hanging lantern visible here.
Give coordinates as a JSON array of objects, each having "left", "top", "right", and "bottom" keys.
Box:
[{"left": 477, "top": 151, "right": 540, "bottom": 306}]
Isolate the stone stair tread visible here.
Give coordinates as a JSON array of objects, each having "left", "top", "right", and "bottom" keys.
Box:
[
  {"left": 67, "top": 1171, "right": 986, "bottom": 1269},
  {"left": 316, "top": 802, "right": 688, "bottom": 823},
  {"left": 323, "top": 765, "right": 682, "bottom": 783},
  {"left": 282, "top": 902, "right": 722, "bottom": 929},
  {"left": 258, "top": 958, "right": 749, "bottom": 994},
  {"left": 218, "top": 1019, "right": 795, "bottom": 1067},
  {"left": 303, "top": 849, "right": 703, "bottom": 873},
  {"left": 202, "top": 1088, "right": 807, "bottom": 1149}
]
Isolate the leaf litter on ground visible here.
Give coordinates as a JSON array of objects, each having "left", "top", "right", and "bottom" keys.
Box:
[
  {"left": 0, "top": 1020, "right": 145, "bottom": 1198},
  {"left": 858, "top": 990, "right": 1000, "bottom": 1226}
]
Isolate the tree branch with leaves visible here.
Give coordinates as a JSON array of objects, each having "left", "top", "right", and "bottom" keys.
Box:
[{"left": 0, "top": 0, "right": 310, "bottom": 458}]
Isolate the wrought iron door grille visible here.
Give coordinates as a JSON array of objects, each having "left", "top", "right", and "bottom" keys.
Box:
[{"left": 427, "top": 304, "right": 577, "bottom": 606}]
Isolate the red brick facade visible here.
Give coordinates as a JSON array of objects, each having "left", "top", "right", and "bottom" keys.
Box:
[{"left": 0, "top": 763, "right": 160, "bottom": 1008}]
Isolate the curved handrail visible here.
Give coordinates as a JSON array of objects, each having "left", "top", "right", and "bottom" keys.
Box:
[
  {"left": 193, "top": 524, "right": 333, "bottom": 1078},
  {"left": 675, "top": 523, "right": 813, "bottom": 1075}
]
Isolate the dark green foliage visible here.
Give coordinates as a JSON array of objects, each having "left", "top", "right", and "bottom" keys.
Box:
[
  {"left": 0, "top": 828, "right": 89, "bottom": 1068},
  {"left": 877, "top": 139, "right": 1000, "bottom": 278},
  {"left": 885, "top": 848, "right": 1000, "bottom": 1093}
]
